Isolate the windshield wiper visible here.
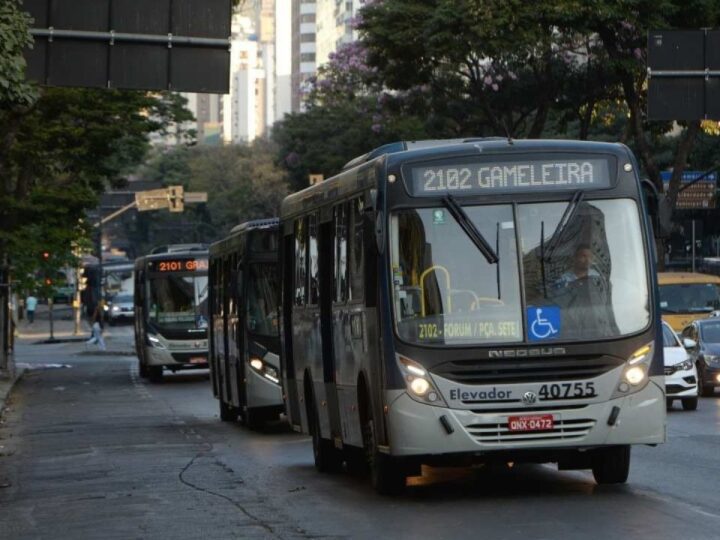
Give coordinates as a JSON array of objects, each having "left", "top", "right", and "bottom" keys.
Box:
[
  {"left": 543, "top": 190, "right": 585, "bottom": 262},
  {"left": 442, "top": 194, "right": 499, "bottom": 265}
]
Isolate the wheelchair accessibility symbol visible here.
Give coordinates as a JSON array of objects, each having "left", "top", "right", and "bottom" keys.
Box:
[{"left": 527, "top": 306, "right": 561, "bottom": 341}]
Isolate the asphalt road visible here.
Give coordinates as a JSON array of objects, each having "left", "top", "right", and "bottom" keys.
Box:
[{"left": 2, "top": 325, "right": 720, "bottom": 539}]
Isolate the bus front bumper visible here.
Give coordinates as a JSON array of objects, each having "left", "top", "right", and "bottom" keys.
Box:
[{"left": 385, "top": 377, "right": 666, "bottom": 457}]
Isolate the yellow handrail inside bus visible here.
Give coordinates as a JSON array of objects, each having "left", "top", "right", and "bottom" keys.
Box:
[{"left": 420, "top": 265, "right": 452, "bottom": 317}]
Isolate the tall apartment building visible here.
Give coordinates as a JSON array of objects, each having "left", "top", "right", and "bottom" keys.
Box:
[
  {"left": 275, "top": 0, "right": 293, "bottom": 122},
  {"left": 291, "top": 0, "right": 317, "bottom": 111},
  {"left": 315, "top": 0, "right": 364, "bottom": 67}
]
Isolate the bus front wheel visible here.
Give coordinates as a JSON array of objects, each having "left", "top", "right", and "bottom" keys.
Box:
[
  {"left": 148, "top": 366, "right": 163, "bottom": 383},
  {"left": 310, "top": 399, "right": 343, "bottom": 473},
  {"left": 219, "top": 400, "right": 238, "bottom": 422},
  {"left": 591, "top": 445, "right": 630, "bottom": 485},
  {"left": 363, "top": 417, "right": 406, "bottom": 495}
]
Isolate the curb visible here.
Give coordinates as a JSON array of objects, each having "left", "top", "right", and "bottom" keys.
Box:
[{"left": 0, "top": 367, "right": 26, "bottom": 417}]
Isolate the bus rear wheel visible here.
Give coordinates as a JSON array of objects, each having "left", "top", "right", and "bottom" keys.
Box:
[
  {"left": 591, "top": 445, "right": 630, "bottom": 485},
  {"left": 363, "top": 417, "right": 406, "bottom": 495}
]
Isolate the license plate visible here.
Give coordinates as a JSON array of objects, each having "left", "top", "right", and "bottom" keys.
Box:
[
  {"left": 507, "top": 414, "right": 554, "bottom": 432},
  {"left": 189, "top": 357, "right": 206, "bottom": 364}
]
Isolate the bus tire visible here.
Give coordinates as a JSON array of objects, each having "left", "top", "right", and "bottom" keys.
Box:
[
  {"left": 591, "top": 445, "right": 630, "bottom": 485},
  {"left": 244, "top": 408, "right": 264, "bottom": 431},
  {"left": 682, "top": 397, "right": 698, "bottom": 411},
  {"left": 148, "top": 366, "right": 163, "bottom": 383},
  {"left": 310, "top": 398, "right": 342, "bottom": 473},
  {"left": 363, "top": 417, "right": 406, "bottom": 495},
  {"left": 219, "top": 400, "right": 238, "bottom": 422}
]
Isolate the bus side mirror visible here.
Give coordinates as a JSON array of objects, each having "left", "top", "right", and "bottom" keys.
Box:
[{"left": 641, "top": 179, "right": 671, "bottom": 239}]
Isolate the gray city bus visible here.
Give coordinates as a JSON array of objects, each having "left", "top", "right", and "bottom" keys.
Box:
[
  {"left": 209, "top": 219, "right": 283, "bottom": 429},
  {"left": 134, "top": 245, "right": 209, "bottom": 382},
  {"left": 280, "top": 138, "right": 665, "bottom": 494}
]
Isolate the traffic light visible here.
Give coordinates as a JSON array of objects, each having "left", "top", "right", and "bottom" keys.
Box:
[
  {"left": 168, "top": 185, "right": 184, "bottom": 212},
  {"left": 42, "top": 251, "right": 50, "bottom": 261},
  {"left": 45, "top": 277, "right": 53, "bottom": 286}
]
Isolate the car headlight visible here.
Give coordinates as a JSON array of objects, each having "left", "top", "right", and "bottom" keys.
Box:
[
  {"left": 675, "top": 359, "right": 694, "bottom": 371},
  {"left": 704, "top": 355, "right": 720, "bottom": 367},
  {"left": 111, "top": 305, "right": 120, "bottom": 312},
  {"left": 397, "top": 356, "right": 446, "bottom": 407},
  {"left": 248, "top": 356, "right": 280, "bottom": 385}
]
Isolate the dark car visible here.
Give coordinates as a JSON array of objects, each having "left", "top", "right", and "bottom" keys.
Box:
[{"left": 681, "top": 319, "right": 720, "bottom": 397}]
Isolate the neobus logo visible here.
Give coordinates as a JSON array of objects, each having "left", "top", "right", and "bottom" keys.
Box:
[{"left": 488, "top": 347, "right": 566, "bottom": 358}]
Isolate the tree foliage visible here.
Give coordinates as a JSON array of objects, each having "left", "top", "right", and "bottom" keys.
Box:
[{"left": 132, "top": 140, "right": 289, "bottom": 252}]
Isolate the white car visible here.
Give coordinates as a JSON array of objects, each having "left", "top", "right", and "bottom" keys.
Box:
[
  {"left": 663, "top": 321, "right": 699, "bottom": 410},
  {"left": 106, "top": 293, "right": 135, "bottom": 325}
]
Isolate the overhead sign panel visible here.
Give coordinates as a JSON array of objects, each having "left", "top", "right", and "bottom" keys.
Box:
[
  {"left": 661, "top": 171, "right": 717, "bottom": 210},
  {"left": 648, "top": 30, "right": 720, "bottom": 120},
  {"left": 22, "top": 0, "right": 231, "bottom": 93}
]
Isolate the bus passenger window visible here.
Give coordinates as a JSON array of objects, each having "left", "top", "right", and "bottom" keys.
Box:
[
  {"left": 349, "top": 197, "right": 364, "bottom": 301},
  {"left": 334, "top": 204, "right": 348, "bottom": 303},
  {"left": 309, "top": 213, "right": 319, "bottom": 305},
  {"left": 295, "top": 218, "right": 307, "bottom": 306}
]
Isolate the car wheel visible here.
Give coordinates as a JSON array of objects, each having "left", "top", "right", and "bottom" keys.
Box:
[
  {"left": 698, "top": 365, "right": 714, "bottom": 397},
  {"left": 682, "top": 397, "right": 698, "bottom": 411},
  {"left": 592, "top": 445, "right": 630, "bottom": 485}
]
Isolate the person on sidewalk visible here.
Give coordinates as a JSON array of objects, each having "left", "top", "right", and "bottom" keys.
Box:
[
  {"left": 85, "top": 302, "right": 106, "bottom": 351},
  {"left": 25, "top": 293, "right": 38, "bottom": 324}
]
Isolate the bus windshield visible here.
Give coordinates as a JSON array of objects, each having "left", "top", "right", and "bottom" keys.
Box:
[
  {"left": 390, "top": 198, "right": 649, "bottom": 345},
  {"left": 148, "top": 273, "right": 209, "bottom": 330},
  {"left": 247, "top": 263, "right": 280, "bottom": 336},
  {"left": 659, "top": 283, "right": 720, "bottom": 314}
]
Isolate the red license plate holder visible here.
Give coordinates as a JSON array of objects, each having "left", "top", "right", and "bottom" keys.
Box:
[{"left": 507, "top": 414, "right": 554, "bottom": 432}]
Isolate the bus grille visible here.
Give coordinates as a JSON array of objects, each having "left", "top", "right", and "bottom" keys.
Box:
[
  {"left": 466, "top": 418, "right": 596, "bottom": 444},
  {"left": 432, "top": 356, "right": 623, "bottom": 384}
]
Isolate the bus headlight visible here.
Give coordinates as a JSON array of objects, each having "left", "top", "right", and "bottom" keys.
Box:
[
  {"left": 248, "top": 356, "right": 280, "bottom": 385},
  {"left": 397, "top": 356, "right": 446, "bottom": 407},
  {"left": 147, "top": 334, "right": 166, "bottom": 349},
  {"left": 616, "top": 342, "right": 653, "bottom": 393},
  {"left": 624, "top": 366, "right": 646, "bottom": 385}
]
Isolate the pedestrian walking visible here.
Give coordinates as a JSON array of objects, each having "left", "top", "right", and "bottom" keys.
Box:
[
  {"left": 85, "top": 302, "right": 106, "bottom": 351},
  {"left": 25, "top": 293, "right": 38, "bottom": 324}
]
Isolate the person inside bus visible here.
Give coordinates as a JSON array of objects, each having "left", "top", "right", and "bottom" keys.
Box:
[{"left": 553, "top": 243, "right": 600, "bottom": 289}]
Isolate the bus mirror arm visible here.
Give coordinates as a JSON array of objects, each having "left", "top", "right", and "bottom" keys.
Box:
[{"left": 641, "top": 179, "right": 671, "bottom": 240}]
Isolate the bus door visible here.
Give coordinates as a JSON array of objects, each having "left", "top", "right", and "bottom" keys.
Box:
[
  {"left": 319, "top": 212, "right": 343, "bottom": 445},
  {"left": 332, "top": 200, "right": 366, "bottom": 447},
  {"left": 282, "top": 229, "right": 302, "bottom": 427},
  {"left": 232, "top": 256, "right": 247, "bottom": 408},
  {"left": 219, "top": 255, "right": 232, "bottom": 405}
]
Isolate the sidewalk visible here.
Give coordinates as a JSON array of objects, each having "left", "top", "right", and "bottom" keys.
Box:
[{"left": 2, "top": 308, "right": 135, "bottom": 415}]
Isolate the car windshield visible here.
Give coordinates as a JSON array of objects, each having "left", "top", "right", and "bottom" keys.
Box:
[
  {"left": 700, "top": 322, "right": 720, "bottom": 343},
  {"left": 114, "top": 295, "right": 133, "bottom": 303},
  {"left": 390, "top": 198, "right": 649, "bottom": 345},
  {"left": 662, "top": 324, "right": 680, "bottom": 347},
  {"left": 147, "top": 274, "right": 209, "bottom": 330},
  {"left": 659, "top": 283, "right": 720, "bottom": 314}
]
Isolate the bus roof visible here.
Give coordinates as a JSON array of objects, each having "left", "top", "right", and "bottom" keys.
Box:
[
  {"left": 210, "top": 219, "right": 279, "bottom": 257},
  {"left": 280, "top": 138, "right": 632, "bottom": 220},
  {"left": 658, "top": 272, "right": 720, "bottom": 285}
]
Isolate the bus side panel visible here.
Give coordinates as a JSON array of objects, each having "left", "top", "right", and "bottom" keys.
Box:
[
  {"left": 228, "top": 253, "right": 243, "bottom": 409},
  {"left": 208, "top": 258, "right": 220, "bottom": 399}
]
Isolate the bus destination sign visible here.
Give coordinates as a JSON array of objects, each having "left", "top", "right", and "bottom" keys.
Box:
[
  {"left": 408, "top": 157, "right": 612, "bottom": 197},
  {"left": 150, "top": 259, "right": 209, "bottom": 273}
]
